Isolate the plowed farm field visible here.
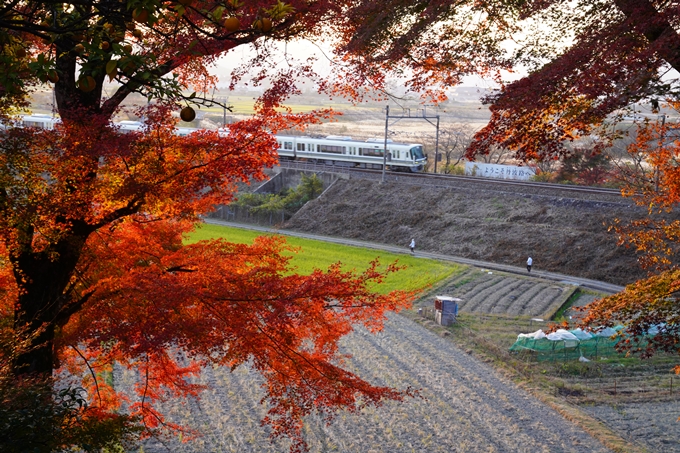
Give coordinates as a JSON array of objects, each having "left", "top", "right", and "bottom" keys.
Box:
[
  {"left": 427, "top": 267, "right": 575, "bottom": 319},
  {"left": 115, "top": 265, "right": 679, "bottom": 453},
  {"left": 411, "top": 268, "right": 680, "bottom": 453},
  {"left": 128, "top": 313, "right": 612, "bottom": 453}
]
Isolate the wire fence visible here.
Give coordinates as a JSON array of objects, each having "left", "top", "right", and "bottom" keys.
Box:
[
  {"left": 414, "top": 307, "right": 680, "bottom": 404},
  {"left": 208, "top": 205, "right": 292, "bottom": 227},
  {"left": 510, "top": 336, "right": 623, "bottom": 362}
]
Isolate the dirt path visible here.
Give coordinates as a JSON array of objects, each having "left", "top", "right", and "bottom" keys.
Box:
[{"left": 132, "top": 314, "right": 613, "bottom": 453}]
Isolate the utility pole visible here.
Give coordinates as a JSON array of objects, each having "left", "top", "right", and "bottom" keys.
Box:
[
  {"left": 382, "top": 105, "right": 441, "bottom": 182},
  {"left": 221, "top": 96, "right": 229, "bottom": 128},
  {"left": 433, "top": 114, "right": 440, "bottom": 173},
  {"left": 656, "top": 113, "right": 666, "bottom": 193},
  {"left": 382, "top": 105, "right": 389, "bottom": 183}
]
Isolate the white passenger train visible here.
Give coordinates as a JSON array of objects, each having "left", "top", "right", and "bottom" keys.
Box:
[
  {"left": 7, "top": 115, "right": 428, "bottom": 172},
  {"left": 275, "top": 135, "right": 427, "bottom": 172},
  {"left": 0, "top": 113, "right": 60, "bottom": 130}
]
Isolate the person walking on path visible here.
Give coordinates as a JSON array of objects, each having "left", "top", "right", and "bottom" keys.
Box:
[
  {"left": 409, "top": 238, "right": 415, "bottom": 254},
  {"left": 527, "top": 256, "right": 533, "bottom": 273}
]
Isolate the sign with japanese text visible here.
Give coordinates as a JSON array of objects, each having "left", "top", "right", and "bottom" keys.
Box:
[{"left": 465, "top": 162, "right": 536, "bottom": 181}]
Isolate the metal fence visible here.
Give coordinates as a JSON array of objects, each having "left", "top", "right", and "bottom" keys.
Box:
[{"left": 208, "top": 204, "right": 292, "bottom": 227}]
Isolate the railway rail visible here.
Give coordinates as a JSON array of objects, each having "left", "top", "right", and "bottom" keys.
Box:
[
  {"left": 277, "top": 160, "right": 628, "bottom": 204},
  {"left": 6, "top": 115, "right": 629, "bottom": 205}
]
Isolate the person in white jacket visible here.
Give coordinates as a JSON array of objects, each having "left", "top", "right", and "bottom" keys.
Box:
[
  {"left": 527, "top": 256, "right": 533, "bottom": 272},
  {"left": 409, "top": 238, "right": 415, "bottom": 254}
]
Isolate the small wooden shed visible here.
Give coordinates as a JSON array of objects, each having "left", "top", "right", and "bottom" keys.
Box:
[{"left": 434, "top": 295, "right": 460, "bottom": 326}]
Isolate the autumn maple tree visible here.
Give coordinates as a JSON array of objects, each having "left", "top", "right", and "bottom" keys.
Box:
[
  {"left": 5, "top": 0, "right": 680, "bottom": 448},
  {"left": 577, "top": 115, "right": 680, "bottom": 369},
  {"left": 327, "top": 1, "right": 677, "bottom": 153},
  {"left": 0, "top": 1, "right": 425, "bottom": 451},
  {"left": 457, "top": 0, "right": 680, "bottom": 361},
  {"left": 331, "top": 0, "right": 680, "bottom": 361}
]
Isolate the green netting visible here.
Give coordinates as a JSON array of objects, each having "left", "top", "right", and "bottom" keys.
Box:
[
  {"left": 510, "top": 336, "right": 622, "bottom": 361},
  {"left": 509, "top": 327, "right": 629, "bottom": 362}
]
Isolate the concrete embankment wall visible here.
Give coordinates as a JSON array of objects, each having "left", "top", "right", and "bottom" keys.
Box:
[
  {"left": 254, "top": 167, "right": 347, "bottom": 194},
  {"left": 208, "top": 167, "right": 346, "bottom": 226}
]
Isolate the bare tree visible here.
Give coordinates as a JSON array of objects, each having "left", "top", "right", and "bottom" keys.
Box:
[
  {"left": 479, "top": 144, "right": 516, "bottom": 165},
  {"left": 417, "top": 123, "right": 479, "bottom": 173}
]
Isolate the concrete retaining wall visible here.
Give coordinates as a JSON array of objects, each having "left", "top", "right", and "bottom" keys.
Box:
[
  {"left": 207, "top": 167, "right": 347, "bottom": 227},
  {"left": 255, "top": 167, "right": 347, "bottom": 193}
]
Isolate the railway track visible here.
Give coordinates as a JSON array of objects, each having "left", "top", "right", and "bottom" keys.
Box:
[{"left": 277, "top": 160, "right": 628, "bottom": 204}]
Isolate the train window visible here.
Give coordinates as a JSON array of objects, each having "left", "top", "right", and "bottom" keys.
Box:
[
  {"left": 308, "top": 143, "right": 313, "bottom": 151},
  {"left": 297, "top": 143, "right": 305, "bottom": 151},
  {"left": 284, "top": 141, "right": 293, "bottom": 150},
  {"left": 318, "top": 144, "right": 344, "bottom": 154},
  {"left": 358, "top": 147, "right": 383, "bottom": 157},
  {"left": 410, "top": 146, "right": 425, "bottom": 159}
]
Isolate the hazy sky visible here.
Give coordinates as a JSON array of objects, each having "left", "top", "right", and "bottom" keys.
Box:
[{"left": 209, "top": 39, "right": 503, "bottom": 91}]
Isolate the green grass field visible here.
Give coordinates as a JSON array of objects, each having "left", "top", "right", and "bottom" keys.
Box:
[{"left": 188, "top": 223, "right": 462, "bottom": 294}]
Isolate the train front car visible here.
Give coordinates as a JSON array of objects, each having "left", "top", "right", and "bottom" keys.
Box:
[
  {"left": 406, "top": 143, "right": 427, "bottom": 172},
  {"left": 382, "top": 141, "right": 428, "bottom": 172}
]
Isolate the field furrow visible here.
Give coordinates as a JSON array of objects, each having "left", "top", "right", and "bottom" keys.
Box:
[
  {"left": 129, "top": 314, "right": 612, "bottom": 453},
  {"left": 488, "top": 280, "right": 534, "bottom": 314},
  {"left": 459, "top": 276, "right": 506, "bottom": 312},
  {"left": 528, "top": 286, "right": 566, "bottom": 318},
  {"left": 453, "top": 274, "right": 498, "bottom": 299},
  {"left": 477, "top": 279, "right": 526, "bottom": 313},
  {"left": 364, "top": 315, "right": 604, "bottom": 452},
  {"left": 504, "top": 282, "right": 550, "bottom": 316},
  {"left": 431, "top": 270, "right": 571, "bottom": 319}
]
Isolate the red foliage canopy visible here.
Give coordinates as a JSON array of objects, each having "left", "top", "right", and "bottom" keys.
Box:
[
  {"left": 6, "top": 0, "right": 680, "bottom": 447},
  {"left": 466, "top": 0, "right": 680, "bottom": 161},
  {"left": 0, "top": 2, "right": 424, "bottom": 449},
  {"left": 0, "top": 105, "right": 414, "bottom": 450},
  {"left": 576, "top": 116, "right": 680, "bottom": 370}
]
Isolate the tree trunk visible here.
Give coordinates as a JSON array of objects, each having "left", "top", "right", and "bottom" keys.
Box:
[{"left": 12, "top": 226, "right": 90, "bottom": 376}]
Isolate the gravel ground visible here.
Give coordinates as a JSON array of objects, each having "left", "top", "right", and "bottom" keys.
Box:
[{"left": 131, "top": 314, "right": 613, "bottom": 453}]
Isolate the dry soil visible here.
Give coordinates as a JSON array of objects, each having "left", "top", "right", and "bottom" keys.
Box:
[{"left": 133, "top": 314, "right": 616, "bottom": 453}]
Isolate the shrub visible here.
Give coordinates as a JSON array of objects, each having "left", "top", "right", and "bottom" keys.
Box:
[
  {"left": 0, "top": 376, "right": 142, "bottom": 453},
  {"left": 233, "top": 174, "right": 324, "bottom": 216}
]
